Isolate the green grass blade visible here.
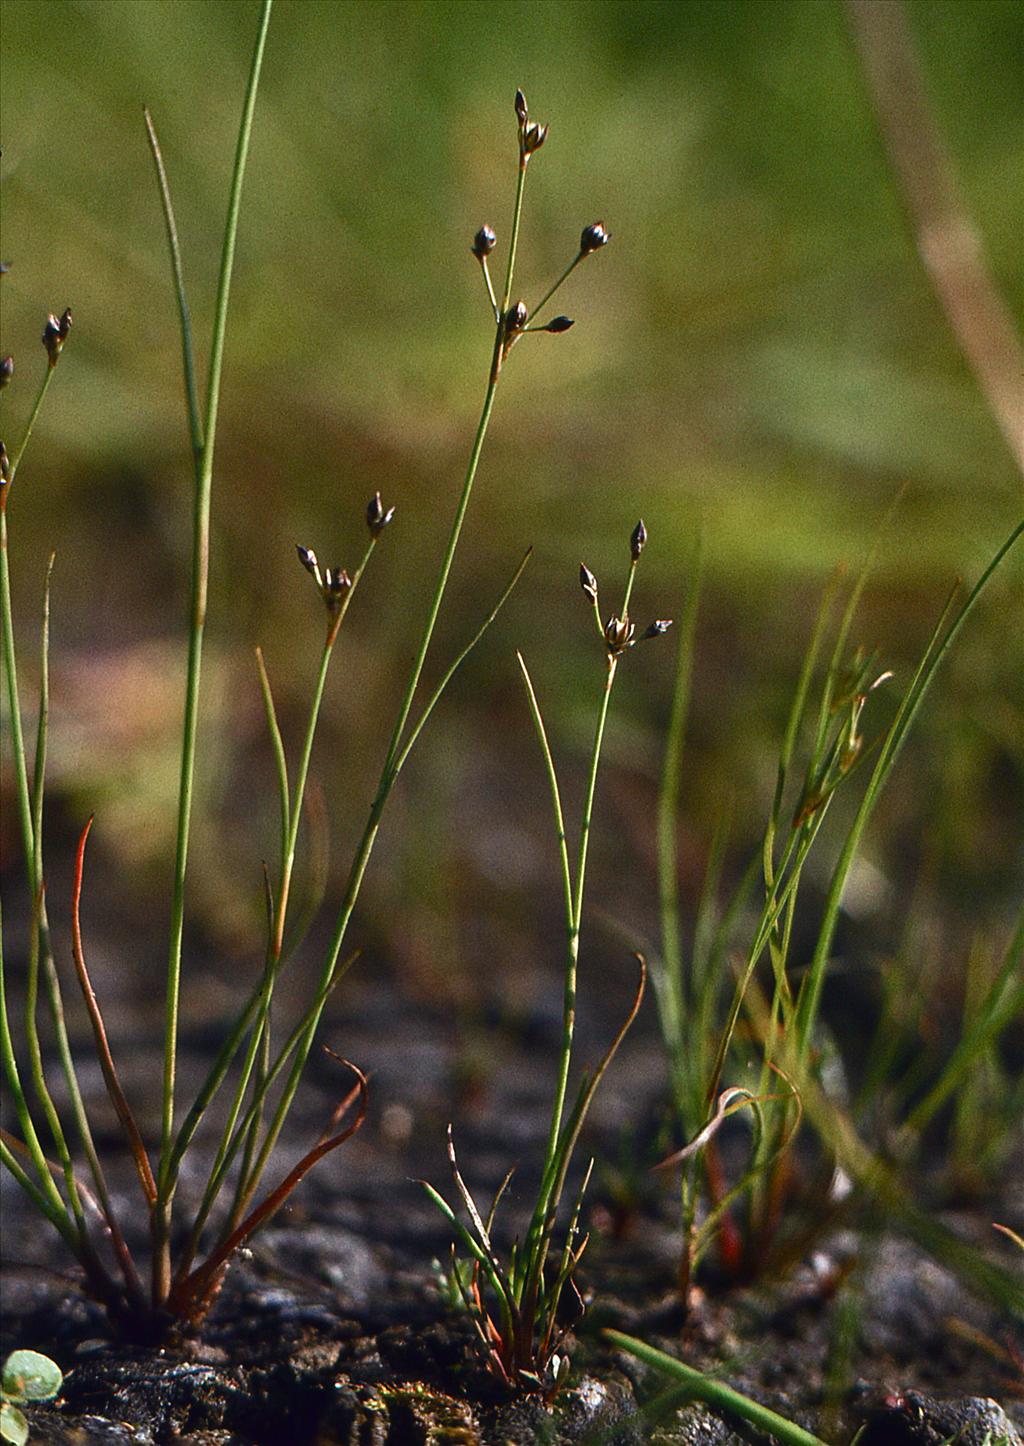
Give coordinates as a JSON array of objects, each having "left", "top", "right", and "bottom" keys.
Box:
[
  {"left": 392, "top": 547, "right": 532, "bottom": 783},
  {"left": 655, "top": 539, "right": 701, "bottom": 1068},
  {"left": 255, "top": 647, "right": 290, "bottom": 873},
  {"left": 143, "top": 107, "right": 205, "bottom": 464},
  {"left": 905, "top": 911, "right": 1024, "bottom": 1135},
  {"left": 606, "top": 1331, "right": 828, "bottom": 1446},
  {"left": 0, "top": 911, "right": 77, "bottom": 1232},
  {"left": 516, "top": 650, "right": 574, "bottom": 924}
]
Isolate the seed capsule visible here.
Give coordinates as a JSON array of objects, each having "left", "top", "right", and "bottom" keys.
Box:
[
  {"left": 514, "top": 89, "right": 528, "bottom": 126},
  {"left": 326, "top": 567, "right": 352, "bottom": 601},
  {"left": 0, "top": 442, "right": 10, "bottom": 484},
  {"left": 42, "top": 308, "right": 72, "bottom": 365},
  {"left": 542, "top": 316, "right": 575, "bottom": 334},
  {"left": 471, "top": 225, "right": 497, "bottom": 259},
  {"left": 579, "top": 563, "right": 598, "bottom": 602},
  {"left": 296, "top": 544, "right": 322, "bottom": 586},
  {"left": 0, "top": 356, "right": 12, "bottom": 389},
  {"left": 630, "top": 518, "right": 647, "bottom": 560},
  {"left": 580, "top": 222, "right": 610, "bottom": 255},
  {"left": 604, "top": 614, "right": 635, "bottom": 654},
  {"left": 522, "top": 121, "right": 548, "bottom": 156},
  {"left": 366, "top": 491, "right": 395, "bottom": 536},
  {"left": 504, "top": 300, "right": 529, "bottom": 333}
]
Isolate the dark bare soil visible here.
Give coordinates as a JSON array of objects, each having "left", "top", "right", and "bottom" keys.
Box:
[{"left": 2, "top": 971, "right": 1022, "bottom": 1444}]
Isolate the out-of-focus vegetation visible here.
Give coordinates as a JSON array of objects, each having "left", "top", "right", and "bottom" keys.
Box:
[{"left": 1, "top": 0, "right": 1021, "bottom": 1003}]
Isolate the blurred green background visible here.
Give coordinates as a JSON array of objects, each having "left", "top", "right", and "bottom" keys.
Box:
[{"left": 1, "top": 0, "right": 1021, "bottom": 1014}]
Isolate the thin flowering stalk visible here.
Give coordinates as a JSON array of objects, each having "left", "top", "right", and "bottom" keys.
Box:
[
  {"left": 179, "top": 529, "right": 382, "bottom": 1253},
  {"left": 428, "top": 524, "right": 667, "bottom": 1388},
  {"left": 518, "top": 530, "right": 651, "bottom": 1301},
  {"left": 545, "top": 532, "right": 642, "bottom": 1164},
  {"left": 233, "top": 87, "right": 568, "bottom": 1226},
  {"left": 1, "top": 349, "right": 109, "bottom": 1204},
  {"left": 2, "top": 362, "right": 59, "bottom": 885},
  {"left": 155, "top": 0, "right": 273, "bottom": 1295}
]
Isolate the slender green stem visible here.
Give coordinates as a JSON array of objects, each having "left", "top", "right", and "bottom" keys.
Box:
[
  {"left": 159, "top": 0, "right": 273, "bottom": 1203},
  {"left": 0, "top": 367, "right": 119, "bottom": 1236},
  {"left": 0, "top": 918, "right": 76, "bottom": 1232},
  {"left": 8, "top": 366, "right": 56, "bottom": 487},
  {"left": 1, "top": 509, "right": 34, "bottom": 883},
  {"left": 256, "top": 647, "right": 290, "bottom": 871},
  {"left": 479, "top": 257, "right": 499, "bottom": 320},
  {"left": 2, "top": 364, "right": 57, "bottom": 880},
  {"left": 20, "top": 558, "right": 89, "bottom": 1235},
  {"left": 235, "top": 369, "right": 503, "bottom": 1217},
  {"left": 525, "top": 554, "right": 640, "bottom": 1294},
  {"left": 391, "top": 549, "right": 532, "bottom": 782},
  {"left": 607, "top": 1332, "right": 828, "bottom": 1446},
  {"left": 143, "top": 107, "right": 205, "bottom": 465},
  {"left": 30, "top": 555, "right": 54, "bottom": 902},
  {"left": 275, "top": 536, "right": 376, "bottom": 958},
  {"left": 237, "top": 148, "right": 533, "bottom": 1215},
  {"left": 655, "top": 541, "right": 701, "bottom": 1072},
  {"left": 516, "top": 653, "right": 574, "bottom": 926},
  {"left": 501, "top": 160, "right": 529, "bottom": 312},
  {"left": 187, "top": 550, "right": 377, "bottom": 1247},
  {"left": 0, "top": 1138, "right": 81, "bottom": 1251},
  {"left": 527, "top": 251, "right": 583, "bottom": 324}
]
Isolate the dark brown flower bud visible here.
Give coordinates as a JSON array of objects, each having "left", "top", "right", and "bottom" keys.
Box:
[
  {"left": 0, "top": 441, "right": 10, "bottom": 484},
  {"left": 580, "top": 222, "right": 610, "bottom": 255},
  {"left": 42, "top": 308, "right": 72, "bottom": 366},
  {"left": 326, "top": 567, "right": 352, "bottom": 602},
  {"left": 514, "top": 89, "right": 528, "bottom": 126},
  {"left": 604, "top": 614, "right": 635, "bottom": 654},
  {"left": 542, "top": 316, "right": 575, "bottom": 334},
  {"left": 471, "top": 225, "right": 497, "bottom": 259},
  {"left": 0, "top": 357, "right": 12, "bottom": 389},
  {"left": 504, "top": 300, "right": 529, "bottom": 333},
  {"left": 366, "top": 491, "right": 395, "bottom": 536},
  {"left": 630, "top": 518, "right": 647, "bottom": 560},
  {"left": 641, "top": 619, "right": 673, "bottom": 640},
  {"left": 522, "top": 121, "right": 548, "bottom": 156},
  {"left": 579, "top": 563, "right": 598, "bottom": 602},
  {"left": 296, "top": 543, "right": 322, "bottom": 585}
]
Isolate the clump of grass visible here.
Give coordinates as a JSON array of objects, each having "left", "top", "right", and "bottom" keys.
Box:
[
  {"left": 0, "top": 6, "right": 602, "bottom": 1339},
  {"left": 647, "top": 522, "right": 1023, "bottom": 1309},
  {"left": 424, "top": 519, "right": 671, "bottom": 1393}
]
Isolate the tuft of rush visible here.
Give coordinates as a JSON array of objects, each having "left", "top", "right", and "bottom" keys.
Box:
[{"left": 4, "top": 54, "right": 619, "bottom": 1342}]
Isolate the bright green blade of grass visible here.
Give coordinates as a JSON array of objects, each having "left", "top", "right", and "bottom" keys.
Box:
[{"left": 605, "top": 1330, "right": 829, "bottom": 1446}]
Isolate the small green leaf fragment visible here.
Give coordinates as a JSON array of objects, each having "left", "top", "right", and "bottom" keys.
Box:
[
  {"left": 2, "top": 1349, "right": 63, "bottom": 1402},
  {"left": 0, "top": 1401, "right": 29, "bottom": 1446}
]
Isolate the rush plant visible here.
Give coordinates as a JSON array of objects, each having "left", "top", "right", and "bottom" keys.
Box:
[
  {"left": 423, "top": 523, "right": 671, "bottom": 1393},
  {"left": 0, "top": 1, "right": 607, "bottom": 1338}
]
